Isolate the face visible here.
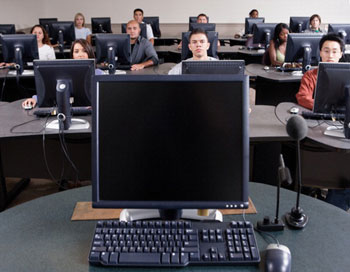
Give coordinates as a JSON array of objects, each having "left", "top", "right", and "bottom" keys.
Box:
[
  {"left": 73, "top": 43, "right": 89, "bottom": 59},
  {"left": 310, "top": 17, "right": 320, "bottom": 30},
  {"left": 75, "top": 15, "right": 84, "bottom": 27},
  {"left": 134, "top": 11, "right": 143, "bottom": 23},
  {"left": 32, "top": 27, "right": 44, "bottom": 43},
  {"left": 196, "top": 16, "right": 208, "bottom": 24},
  {"left": 250, "top": 11, "right": 259, "bottom": 18},
  {"left": 320, "top": 40, "right": 343, "bottom": 63},
  {"left": 279, "top": 28, "right": 289, "bottom": 43},
  {"left": 188, "top": 33, "right": 210, "bottom": 59},
  {"left": 126, "top": 22, "right": 141, "bottom": 39}
]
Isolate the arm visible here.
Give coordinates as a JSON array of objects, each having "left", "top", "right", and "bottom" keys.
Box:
[
  {"left": 49, "top": 46, "right": 56, "bottom": 60},
  {"left": 131, "top": 59, "right": 154, "bottom": 71},
  {"left": 268, "top": 40, "right": 283, "bottom": 67},
  {"left": 86, "top": 34, "right": 92, "bottom": 45},
  {"left": 146, "top": 24, "right": 154, "bottom": 46},
  {"left": 296, "top": 70, "right": 317, "bottom": 110}
]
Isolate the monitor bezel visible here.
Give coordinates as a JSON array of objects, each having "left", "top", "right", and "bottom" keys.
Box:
[
  {"left": 289, "top": 16, "right": 309, "bottom": 33},
  {"left": 244, "top": 17, "right": 265, "bottom": 35},
  {"left": 0, "top": 24, "right": 16, "bottom": 35},
  {"left": 91, "top": 17, "right": 112, "bottom": 34},
  {"left": 143, "top": 16, "right": 161, "bottom": 38},
  {"left": 252, "top": 23, "right": 277, "bottom": 45},
  {"left": 189, "top": 23, "right": 216, "bottom": 32},
  {"left": 328, "top": 24, "right": 350, "bottom": 44},
  {"left": 49, "top": 21, "right": 75, "bottom": 46},
  {"left": 182, "top": 60, "right": 245, "bottom": 75}
]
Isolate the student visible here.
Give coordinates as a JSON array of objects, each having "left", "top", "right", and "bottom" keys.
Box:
[
  {"left": 31, "top": 24, "right": 56, "bottom": 60},
  {"left": 74, "top": 12, "right": 92, "bottom": 44},
  {"left": 22, "top": 39, "right": 103, "bottom": 109},
  {"left": 267, "top": 23, "right": 290, "bottom": 66},
  {"left": 234, "top": 9, "right": 260, "bottom": 38},
  {"left": 126, "top": 20, "right": 159, "bottom": 71},
  {"left": 304, "top": 14, "right": 323, "bottom": 33},
  {"left": 133, "top": 8, "right": 154, "bottom": 45}
]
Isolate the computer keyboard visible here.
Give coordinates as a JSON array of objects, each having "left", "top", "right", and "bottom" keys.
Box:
[
  {"left": 302, "top": 111, "right": 345, "bottom": 120},
  {"left": 88, "top": 219, "right": 260, "bottom": 267},
  {"left": 276, "top": 67, "right": 301, "bottom": 72},
  {"left": 33, "top": 106, "right": 91, "bottom": 117}
]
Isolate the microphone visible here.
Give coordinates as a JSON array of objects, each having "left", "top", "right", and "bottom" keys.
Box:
[{"left": 285, "top": 115, "right": 309, "bottom": 229}]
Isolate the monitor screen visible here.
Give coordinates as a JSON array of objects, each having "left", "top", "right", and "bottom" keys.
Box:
[
  {"left": 181, "top": 31, "right": 218, "bottom": 60},
  {"left": 39, "top": 18, "right": 57, "bottom": 35},
  {"left": 91, "top": 17, "right": 112, "bottom": 34},
  {"left": 143, "top": 16, "right": 161, "bottom": 38},
  {"left": 92, "top": 74, "right": 249, "bottom": 212},
  {"left": 34, "top": 59, "right": 95, "bottom": 107},
  {"left": 245, "top": 17, "right": 265, "bottom": 35},
  {"left": 328, "top": 24, "right": 350, "bottom": 44},
  {"left": 121, "top": 23, "right": 147, "bottom": 39},
  {"left": 189, "top": 16, "right": 209, "bottom": 24},
  {"left": 49, "top": 21, "right": 75, "bottom": 48},
  {"left": 189, "top": 23, "right": 216, "bottom": 32},
  {"left": 252, "top": 23, "right": 277, "bottom": 48},
  {"left": 0, "top": 24, "right": 16, "bottom": 35},
  {"left": 182, "top": 60, "right": 245, "bottom": 75},
  {"left": 289, "top": 17, "right": 309, "bottom": 33}
]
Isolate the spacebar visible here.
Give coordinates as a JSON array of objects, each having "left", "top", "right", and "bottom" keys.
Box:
[{"left": 119, "top": 253, "right": 161, "bottom": 264}]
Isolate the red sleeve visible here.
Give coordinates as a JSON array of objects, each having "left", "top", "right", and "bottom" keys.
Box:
[{"left": 296, "top": 69, "right": 317, "bottom": 110}]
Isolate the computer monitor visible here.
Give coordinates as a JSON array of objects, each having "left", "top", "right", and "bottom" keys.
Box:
[
  {"left": 0, "top": 34, "right": 38, "bottom": 75},
  {"left": 285, "top": 33, "right": 323, "bottom": 73},
  {"left": 189, "top": 16, "right": 209, "bottom": 24},
  {"left": 189, "top": 23, "right": 216, "bottom": 32},
  {"left": 252, "top": 23, "right": 277, "bottom": 48},
  {"left": 245, "top": 17, "right": 265, "bottom": 35},
  {"left": 121, "top": 23, "right": 147, "bottom": 39},
  {"left": 328, "top": 24, "right": 350, "bottom": 44},
  {"left": 34, "top": 59, "right": 95, "bottom": 130},
  {"left": 181, "top": 31, "right": 218, "bottom": 60},
  {"left": 313, "top": 62, "right": 350, "bottom": 138},
  {"left": 92, "top": 74, "right": 249, "bottom": 220},
  {"left": 95, "top": 34, "right": 131, "bottom": 74},
  {"left": 39, "top": 18, "right": 57, "bottom": 35},
  {"left": 0, "top": 24, "right": 16, "bottom": 34},
  {"left": 182, "top": 60, "right": 245, "bottom": 75},
  {"left": 289, "top": 17, "right": 309, "bottom": 33},
  {"left": 49, "top": 21, "right": 75, "bottom": 53},
  {"left": 143, "top": 16, "right": 161, "bottom": 38},
  {"left": 91, "top": 17, "right": 112, "bottom": 34}
]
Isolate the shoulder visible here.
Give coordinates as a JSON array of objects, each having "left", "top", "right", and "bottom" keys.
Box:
[{"left": 302, "top": 68, "right": 318, "bottom": 80}]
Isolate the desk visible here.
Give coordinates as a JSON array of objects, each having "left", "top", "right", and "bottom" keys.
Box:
[{"left": 1, "top": 182, "right": 350, "bottom": 271}]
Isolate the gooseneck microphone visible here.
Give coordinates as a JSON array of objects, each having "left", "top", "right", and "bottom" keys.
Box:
[{"left": 285, "top": 115, "right": 308, "bottom": 229}]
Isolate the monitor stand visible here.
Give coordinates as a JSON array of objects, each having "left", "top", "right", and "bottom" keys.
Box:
[
  {"left": 119, "top": 209, "right": 223, "bottom": 222},
  {"left": 45, "top": 118, "right": 90, "bottom": 130},
  {"left": 323, "top": 125, "right": 347, "bottom": 139}
]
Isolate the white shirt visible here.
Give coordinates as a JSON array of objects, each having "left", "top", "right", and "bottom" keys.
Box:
[
  {"left": 142, "top": 22, "right": 154, "bottom": 40},
  {"left": 38, "top": 44, "right": 56, "bottom": 60},
  {"left": 75, "top": 27, "right": 92, "bottom": 40}
]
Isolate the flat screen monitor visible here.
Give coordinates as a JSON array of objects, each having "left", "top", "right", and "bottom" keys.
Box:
[
  {"left": 0, "top": 34, "right": 38, "bottom": 75},
  {"left": 285, "top": 33, "right": 323, "bottom": 72},
  {"left": 181, "top": 31, "right": 218, "bottom": 60},
  {"left": 189, "top": 23, "right": 216, "bottom": 32},
  {"left": 182, "top": 60, "right": 245, "bottom": 75},
  {"left": 289, "top": 17, "right": 309, "bottom": 33},
  {"left": 92, "top": 74, "right": 250, "bottom": 219},
  {"left": 39, "top": 18, "right": 57, "bottom": 35},
  {"left": 328, "top": 24, "right": 350, "bottom": 44},
  {"left": 252, "top": 23, "right": 277, "bottom": 48},
  {"left": 91, "top": 17, "right": 112, "bottom": 34},
  {"left": 245, "top": 17, "right": 265, "bottom": 35},
  {"left": 189, "top": 16, "right": 209, "bottom": 24},
  {"left": 143, "top": 16, "right": 161, "bottom": 38},
  {"left": 0, "top": 24, "right": 16, "bottom": 35},
  {"left": 121, "top": 23, "right": 147, "bottom": 39},
  {"left": 49, "top": 21, "right": 75, "bottom": 51},
  {"left": 95, "top": 34, "right": 131, "bottom": 74}
]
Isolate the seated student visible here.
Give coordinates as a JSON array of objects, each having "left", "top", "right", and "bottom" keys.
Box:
[
  {"left": 235, "top": 9, "right": 259, "bottom": 38},
  {"left": 31, "top": 24, "right": 56, "bottom": 60},
  {"left": 295, "top": 33, "right": 350, "bottom": 210},
  {"left": 266, "top": 23, "right": 290, "bottom": 66},
  {"left": 168, "top": 28, "right": 218, "bottom": 75},
  {"left": 133, "top": 8, "right": 154, "bottom": 45},
  {"left": 126, "top": 20, "right": 159, "bottom": 71},
  {"left": 304, "top": 14, "right": 323, "bottom": 33},
  {"left": 74, "top": 12, "right": 92, "bottom": 44},
  {"left": 22, "top": 39, "right": 103, "bottom": 109}
]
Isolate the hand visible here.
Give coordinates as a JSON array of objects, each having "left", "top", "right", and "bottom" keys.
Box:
[
  {"left": 22, "top": 98, "right": 37, "bottom": 109},
  {"left": 130, "top": 63, "right": 145, "bottom": 71}
]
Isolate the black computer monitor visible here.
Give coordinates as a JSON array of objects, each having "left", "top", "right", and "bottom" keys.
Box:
[
  {"left": 91, "top": 17, "right": 112, "bottom": 34},
  {"left": 143, "top": 16, "right": 161, "bottom": 38},
  {"left": 189, "top": 16, "right": 209, "bottom": 24},
  {"left": 182, "top": 60, "right": 245, "bottom": 74},
  {"left": 328, "top": 24, "right": 350, "bottom": 44},
  {"left": 181, "top": 31, "right": 218, "bottom": 60},
  {"left": 95, "top": 34, "right": 131, "bottom": 74},
  {"left": 92, "top": 74, "right": 249, "bottom": 220},
  {"left": 189, "top": 23, "right": 216, "bottom": 32},
  {"left": 285, "top": 33, "right": 323, "bottom": 72},
  {"left": 252, "top": 23, "right": 277, "bottom": 48},
  {"left": 49, "top": 21, "right": 75, "bottom": 53},
  {"left": 245, "top": 17, "right": 265, "bottom": 35},
  {"left": 0, "top": 34, "right": 38, "bottom": 75},
  {"left": 39, "top": 18, "right": 57, "bottom": 35},
  {"left": 121, "top": 23, "right": 147, "bottom": 39},
  {"left": 289, "top": 17, "right": 309, "bottom": 33},
  {"left": 0, "top": 24, "right": 16, "bottom": 34}
]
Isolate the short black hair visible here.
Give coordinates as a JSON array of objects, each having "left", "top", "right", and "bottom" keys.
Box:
[
  {"left": 189, "top": 28, "right": 209, "bottom": 42},
  {"left": 249, "top": 9, "right": 258, "bottom": 16},
  {"left": 197, "top": 13, "right": 208, "bottom": 21},
  {"left": 133, "top": 8, "right": 144, "bottom": 15},
  {"left": 319, "top": 33, "right": 345, "bottom": 52}
]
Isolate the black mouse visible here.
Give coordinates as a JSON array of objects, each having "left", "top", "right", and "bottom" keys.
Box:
[{"left": 265, "top": 243, "right": 291, "bottom": 272}]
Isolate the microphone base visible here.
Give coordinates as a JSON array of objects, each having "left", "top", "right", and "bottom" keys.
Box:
[
  {"left": 285, "top": 208, "right": 308, "bottom": 229},
  {"left": 256, "top": 216, "right": 285, "bottom": 231}
]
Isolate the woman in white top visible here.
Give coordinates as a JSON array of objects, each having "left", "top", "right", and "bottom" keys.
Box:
[
  {"left": 31, "top": 25, "right": 56, "bottom": 60},
  {"left": 74, "top": 12, "right": 92, "bottom": 44}
]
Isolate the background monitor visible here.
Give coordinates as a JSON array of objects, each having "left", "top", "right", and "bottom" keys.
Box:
[
  {"left": 95, "top": 34, "right": 131, "bottom": 74},
  {"left": 182, "top": 60, "right": 245, "bottom": 75},
  {"left": 181, "top": 31, "right": 218, "bottom": 60},
  {"left": 92, "top": 74, "right": 249, "bottom": 218},
  {"left": 39, "top": 18, "right": 57, "bottom": 35},
  {"left": 328, "top": 24, "right": 350, "bottom": 44},
  {"left": 0, "top": 34, "right": 38, "bottom": 75},
  {"left": 0, "top": 24, "right": 16, "bottom": 35},
  {"left": 252, "top": 23, "right": 277, "bottom": 48},
  {"left": 121, "top": 23, "right": 147, "bottom": 39},
  {"left": 49, "top": 21, "right": 75, "bottom": 51},
  {"left": 91, "top": 17, "right": 112, "bottom": 34},
  {"left": 245, "top": 17, "right": 265, "bottom": 35},
  {"left": 189, "top": 16, "right": 209, "bottom": 24},
  {"left": 289, "top": 16, "right": 309, "bottom": 33},
  {"left": 143, "top": 16, "right": 161, "bottom": 38},
  {"left": 285, "top": 33, "right": 323, "bottom": 72},
  {"left": 189, "top": 23, "right": 216, "bottom": 32}
]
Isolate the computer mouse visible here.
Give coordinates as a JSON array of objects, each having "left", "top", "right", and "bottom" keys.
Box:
[
  {"left": 265, "top": 244, "right": 291, "bottom": 272},
  {"left": 263, "top": 66, "right": 270, "bottom": 71}
]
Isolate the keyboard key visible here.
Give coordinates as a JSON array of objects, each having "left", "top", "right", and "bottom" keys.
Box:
[
  {"left": 110, "top": 252, "right": 118, "bottom": 264},
  {"left": 119, "top": 253, "right": 161, "bottom": 264},
  {"left": 161, "top": 252, "right": 170, "bottom": 264},
  {"left": 100, "top": 252, "right": 110, "bottom": 264},
  {"left": 189, "top": 252, "right": 200, "bottom": 261},
  {"left": 89, "top": 251, "right": 100, "bottom": 262},
  {"left": 180, "top": 253, "right": 189, "bottom": 264}
]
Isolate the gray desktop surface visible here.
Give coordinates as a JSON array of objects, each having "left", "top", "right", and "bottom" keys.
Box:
[
  {"left": 1, "top": 182, "right": 350, "bottom": 271},
  {"left": 245, "top": 64, "right": 304, "bottom": 83}
]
